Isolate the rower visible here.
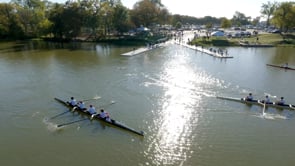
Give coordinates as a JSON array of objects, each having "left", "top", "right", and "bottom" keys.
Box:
[
  {"left": 99, "top": 109, "right": 111, "bottom": 119},
  {"left": 282, "top": 63, "right": 288, "bottom": 68},
  {"left": 262, "top": 95, "right": 271, "bottom": 104},
  {"left": 277, "top": 97, "right": 286, "bottom": 106},
  {"left": 68, "top": 97, "right": 77, "bottom": 107},
  {"left": 78, "top": 101, "right": 86, "bottom": 110},
  {"left": 87, "top": 105, "right": 96, "bottom": 115},
  {"left": 245, "top": 93, "right": 253, "bottom": 101}
]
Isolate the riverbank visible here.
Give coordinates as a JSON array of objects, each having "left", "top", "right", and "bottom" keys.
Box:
[
  {"left": 189, "top": 33, "right": 295, "bottom": 47},
  {"left": 40, "top": 33, "right": 172, "bottom": 46}
]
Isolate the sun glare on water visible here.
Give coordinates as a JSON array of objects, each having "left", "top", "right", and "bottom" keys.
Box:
[{"left": 144, "top": 54, "right": 214, "bottom": 165}]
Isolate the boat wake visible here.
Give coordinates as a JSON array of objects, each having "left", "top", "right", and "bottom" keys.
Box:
[
  {"left": 42, "top": 117, "right": 62, "bottom": 132},
  {"left": 254, "top": 113, "right": 288, "bottom": 120}
]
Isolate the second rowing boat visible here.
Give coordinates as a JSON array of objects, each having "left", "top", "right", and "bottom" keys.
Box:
[
  {"left": 216, "top": 96, "right": 295, "bottom": 110},
  {"left": 266, "top": 64, "right": 295, "bottom": 71}
]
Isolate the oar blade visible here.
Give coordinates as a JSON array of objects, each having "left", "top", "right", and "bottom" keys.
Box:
[{"left": 57, "top": 118, "right": 89, "bottom": 128}]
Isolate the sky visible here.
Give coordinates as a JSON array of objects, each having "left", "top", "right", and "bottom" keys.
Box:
[{"left": 0, "top": 0, "right": 287, "bottom": 19}]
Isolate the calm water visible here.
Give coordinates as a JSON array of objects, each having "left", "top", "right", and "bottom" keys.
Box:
[{"left": 0, "top": 40, "right": 295, "bottom": 166}]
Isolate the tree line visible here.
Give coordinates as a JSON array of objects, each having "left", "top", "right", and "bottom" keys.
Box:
[{"left": 0, "top": 0, "right": 294, "bottom": 41}]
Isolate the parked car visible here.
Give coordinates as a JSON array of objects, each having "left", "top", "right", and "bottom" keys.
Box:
[
  {"left": 241, "top": 31, "right": 251, "bottom": 37},
  {"left": 211, "top": 31, "right": 224, "bottom": 36},
  {"left": 271, "top": 29, "right": 281, "bottom": 33}
]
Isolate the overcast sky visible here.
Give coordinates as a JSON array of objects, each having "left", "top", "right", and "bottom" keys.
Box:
[{"left": 0, "top": 0, "right": 287, "bottom": 19}]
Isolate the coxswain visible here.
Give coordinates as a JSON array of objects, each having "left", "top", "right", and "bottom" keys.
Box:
[
  {"left": 245, "top": 93, "right": 253, "bottom": 101},
  {"left": 105, "top": 112, "right": 111, "bottom": 122},
  {"left": 68, "top": 97, "right": 77, "bottom": 107},
  {"left": 87, "top": 105, "right": 96, "bottom": 115},
  {"left": 78, "top": 101, "right": 86, "bottom": 110}
]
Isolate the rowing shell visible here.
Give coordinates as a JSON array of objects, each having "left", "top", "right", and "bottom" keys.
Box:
[
  {"left": 216, "top": 96, "right": 295, "bottom": 110},
  {"left": 54, "top": 98, "right": 144, "bottom": 136},
  {"left": 266, "top": 64, "right": 295, "bottom": 70}
]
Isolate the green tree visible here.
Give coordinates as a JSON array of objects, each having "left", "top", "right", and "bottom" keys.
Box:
[
  {"left": 261, "top": 1, "right": 278, "bottom": 27},
  {"left": 156, "top": 7, "right": 170, "bottom": 25},
  {"left": 0, "top": 3, "right": 24, "bottom": 39},
  {"left": 113, "top": 4, "right": 131, "bottom": 34},
  {"left": 79, "top": 0, "right": 101, "bottom": 38},
  {"left": 272, "top": 2, "right": 295, "bottom": 32},
  {"left": 205, "top": 22, "right": 213, "bottom": 30},
  {"left": 130, "top": 0, "right": 158, "bottom": 27},
  {"left": 175, "top": 21, "right": 182, "bottom": 29},
  {"left": 98, "top": 1, "right": 115, "bottom": 36},
  {"left": 220, "top": 17, "right": 232, "bottom": 28},
  {"left": 252, "top": 17, "right": 260, "bottom": 26},
  {"left": 0, "top": 3, "right": 13, "bottom": 38},
  {"left": 48, "top": 3, "right": 65, "bottom": 39},
  {"left": 13, "top": 0, "right": 48, "bottom": 37},
  {"left": 231, "top": 11, "right": 250, "bottom": 26}
]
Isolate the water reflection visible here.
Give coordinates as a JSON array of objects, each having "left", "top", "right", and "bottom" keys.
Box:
[{"left": 145, "top": 54, "right": 211, "bottom": 165}]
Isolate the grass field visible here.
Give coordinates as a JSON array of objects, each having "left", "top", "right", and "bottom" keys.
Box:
[{"left": 190, "top": 33, "right": 295, "bottom": 47}]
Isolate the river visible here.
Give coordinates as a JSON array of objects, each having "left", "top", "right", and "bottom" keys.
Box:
[{"left": 0, "top": 40, "right": 295, "bottom": 166}]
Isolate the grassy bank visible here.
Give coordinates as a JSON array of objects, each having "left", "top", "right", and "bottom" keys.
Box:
[{"left": 189, "top": 33, "right": 295, "bottom": 47}]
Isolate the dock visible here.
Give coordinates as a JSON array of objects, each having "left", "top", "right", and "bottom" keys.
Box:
[
  {"left": 239, "top": 41, "right": 274, "bottom": 47},
  {"left": 121, "top": 42, "right": 167, "bottom": 57},
  {"left": 121, "top": 47, "right": 150, "bottom": 56},
  {"left": 176, "top": 42, "right": 233, "bottom": 58}
]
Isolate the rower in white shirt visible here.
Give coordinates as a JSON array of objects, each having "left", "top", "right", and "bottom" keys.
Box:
[
  {"left": 87, "top": 105, "right": 96, "bottom": 114},
  {"left": 245, "top": 93, "right": 253, "bottom": 101},
  {"left": 263, "top": 95, "right": 271, "bottom": 104},
  {"left": 277, "top": 97, "right": 286, "bottom": 106},
  {"left": 68, "top": 97, "right": 77, "bottom": 106},
  {"left": 78, "top": 101, "right": 86, "bottom": 110},
  {"left": 99, "top": 109, "right": 107, "bottom": 119}
]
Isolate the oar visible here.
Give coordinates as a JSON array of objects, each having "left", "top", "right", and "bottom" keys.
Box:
[
  {"left": 57, "top": 118, "right": 89, "bottom": 127},
  {"left": 49, "top": 107, "right": 77, "bottom": 120},
  {"left": 289, "top": 104, "right": 295, "bottom": 110},
  {"left": 49, "top": 110, "right": 71, "bottom": 120},
  {"left": 262, "top": 102, "right": 266, "bottom": 116},
  {"left": 258, "top": 100, "right": 266, "bottom": 116}
]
